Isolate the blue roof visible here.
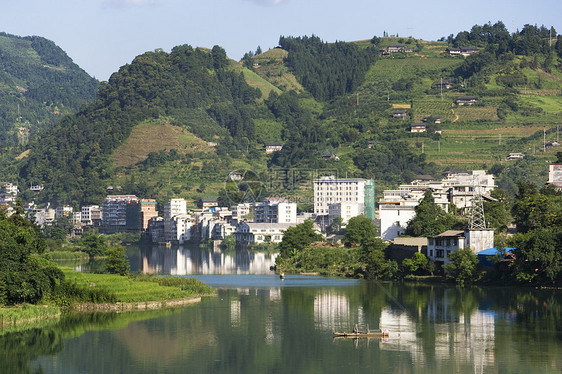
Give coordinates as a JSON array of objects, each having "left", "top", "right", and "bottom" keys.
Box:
[{"left": 477, "top": 247, "right": 515, "bottom": 256}]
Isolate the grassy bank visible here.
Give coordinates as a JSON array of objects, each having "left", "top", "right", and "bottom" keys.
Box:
[
  {"left": 61, "top": 268, "right": 215, "bottom": 303},
  {"left": 1, "top": 268, "right": 215, "bottom": 328},
  {"left": 0, "top": 304, "right": 61, "bottom": 328}
]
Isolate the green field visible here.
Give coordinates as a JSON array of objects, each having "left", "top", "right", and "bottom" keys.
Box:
[{"left": 62, "top": 268, "right": 214, "bottom": 303}]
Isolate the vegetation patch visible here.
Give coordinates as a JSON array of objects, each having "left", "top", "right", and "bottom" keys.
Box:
[{"left": 112, "top": 118, "right": 212, "bottom": 168}]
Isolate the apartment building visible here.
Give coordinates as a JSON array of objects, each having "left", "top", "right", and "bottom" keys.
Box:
[
  {"left": 254, "top": 197, "right": 297, "bottom": 224},
  {"left": 313, "top": 177, "right": 375, "bottom": 219}
]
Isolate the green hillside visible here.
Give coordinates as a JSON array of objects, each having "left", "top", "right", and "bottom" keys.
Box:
[
  {"left": 0, "top": 32, "right": 98, "bottom": 149},
  {"left": 6, "top": 22, "right": 562, "bottom": 207}
]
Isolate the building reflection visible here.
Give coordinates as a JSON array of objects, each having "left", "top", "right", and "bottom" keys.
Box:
[
  {"left": 379, "top": 303, "right": 495, "bottom": 370},
  {"left": 140, "top": 245, "right": 278, "bottom": 275}
]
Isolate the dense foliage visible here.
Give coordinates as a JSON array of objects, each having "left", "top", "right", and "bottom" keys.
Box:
[
  {"left": 0, "top": 33, "right": 98, "bottom": 148},
  {"left": 18, "top": 45, "right": 261, "bottom": 205},
  {"left": 0, "top": 206, "right": 64, "bottom": 305},
  {"left": 279, "top": 35, "right": 377, "bottom": 101}
]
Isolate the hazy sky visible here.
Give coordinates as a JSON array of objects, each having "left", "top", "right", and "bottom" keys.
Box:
[{"left": 1, "top": 0, "right": 560, "bottom": 80}]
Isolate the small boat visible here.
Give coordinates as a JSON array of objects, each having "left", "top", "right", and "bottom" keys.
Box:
[{"left": 333, "top": 324, "right": 389, "bottom": 338}]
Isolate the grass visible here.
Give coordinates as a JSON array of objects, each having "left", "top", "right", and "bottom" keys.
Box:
[
  {"left": 235, "top": 65, "right": 281, "bottom": 101},
  {"left": 112, "top": 118, "right": 213, "bottom": 168},
  {"left": 0, "top": 304, "right": 61, "bottom": 328},
  {"left": 61, "top": 268, "right": 214, "bottom": 303},
  {"left": 43, "top": 251, "right": 89, "bottom": 261}
]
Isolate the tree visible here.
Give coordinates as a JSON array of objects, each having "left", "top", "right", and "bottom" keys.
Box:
[
  {"left": 406, "top": 190, "right": 463, "bottom": 237},
  {"left": 0, "top": 208, "right": 64, "bottom": 305},
  {"left": 343, "top": 215, "right": 376, "bottom": 246},
  {"left": 104, "top": 246, "right": 130, "bottom": 276},
  {"left": 359, "top": 238, "right": 397, "bottom": 280},
  {"left": 402, "top": 252, "right": 431, "bottom": 275},
  {"left": 277, "top": 220, "right": 323, "bottom": 258},
  {"left": 326, "top": 217, "right": 343, "bottom": 235},
  {"left": 79, "top": 231, "right": 109, "bottom": 259},
  {"left": 511, "top": 228, "right": 562, "bottom": 284},
  {"left": 444, "top": 248, "right": 480, "bottom": 286}
]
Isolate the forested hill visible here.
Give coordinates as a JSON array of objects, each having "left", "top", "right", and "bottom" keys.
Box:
[
  {"left": 10, "top": 22, "right": 562, "bottom": 207},
  {"left": 18, "top": 45, "right": 262, "bottom": 205},
  {"left": 0, "top": 32, "right": 98, "bottom": 146}
]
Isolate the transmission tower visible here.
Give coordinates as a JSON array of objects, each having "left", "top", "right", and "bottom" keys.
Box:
[{"left": 469, "top": 187, "right": 487, "bottom": 230}]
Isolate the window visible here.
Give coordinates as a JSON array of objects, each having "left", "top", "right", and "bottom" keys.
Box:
[{"left": 436, "top": 249, "right": 444, "bottom": 258}]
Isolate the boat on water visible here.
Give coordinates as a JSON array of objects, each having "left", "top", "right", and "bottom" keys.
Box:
[{"left": 333, "top": 324, "right": 389, "bottom": 338}]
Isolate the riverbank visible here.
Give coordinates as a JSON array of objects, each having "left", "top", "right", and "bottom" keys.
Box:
[
  {"left": 1, "top": 268, "right": 215, "bottom": 328},
  {"left": 0, "top": 304, "right": 61, "bottom": 328}
]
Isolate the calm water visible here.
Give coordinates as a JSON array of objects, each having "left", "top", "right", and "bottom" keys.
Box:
[{"left": 1, "top": 245, "right": 561, "bottom": 373}]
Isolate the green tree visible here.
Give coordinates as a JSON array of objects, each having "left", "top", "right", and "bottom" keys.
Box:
[
  {"left": 277, "top": 220, "right": 323, "bottom": 259},
  {"left": 359, "top": 238, "right": 397, "bottom": 279},
  {"left": 104, "top": 246, "right": 130, "bottom": 276},
  {"left": 406, "top": 190, "right": 463, "bottom": 237},
  {"left": 483, "top": 188, "right": 512, "bottom": 232},
  {"left": 79, "top": 231, "right": 109, "bottom": 259},
  {"left": 0, "top": 208, "right": 64, "bottom": 305},
  {"left": 402, "top": 252, "right": 430, "bottom": 275},
  {"left": 510, "top": 228, "right": 562, "bottom": 284},
  {"left": 444, "top": 248, "right": 480, "bottom": 286},
  {"left": 343, "top": 215, "right": 376, "bottom": 247}
]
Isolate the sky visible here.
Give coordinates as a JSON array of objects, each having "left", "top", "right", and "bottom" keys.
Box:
[{"left": 1, "top": 0, "right": 561, "bottom": 80}]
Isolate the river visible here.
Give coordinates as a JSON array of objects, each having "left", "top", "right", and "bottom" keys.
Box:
[{"left": 1, "top": 244, "right": 561, "bottom": 373}]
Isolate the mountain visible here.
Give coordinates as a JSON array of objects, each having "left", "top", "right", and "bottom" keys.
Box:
[
  {"left": 10, "top": 23, "right": 562, "bottom": 206},
  {"left": 0, "top": 32, "right": 98, "bottom": 148}
]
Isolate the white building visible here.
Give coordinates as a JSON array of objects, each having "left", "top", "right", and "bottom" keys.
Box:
[
  {"left": 313, "top": 177, "right": 371, "bottom": 216},
  {"left": 231, "top": 203, "right": 251, "bottom": 219},
  {"left": 164, "top": 199, "right": 188, "bottom": 241},
  {"left": 254, "top": 197, "right": 297, "bottom": 224},
  {"left": 81, "top": 205, "right": 101, "bottom": 226},
  {"left": 55, "top": 206, "right": 73, "bottom": 219},
  {"left": 234, "top": 222, "right": 296, "bottom": 244},
  {"left": 548, "top": 163, "right": 562, "bottom": 187},
  {"left": 427, "top": 229, "right": 494, "bottom": 266},
  {"left": 328, "top": 202, "right": 363, "bottom": 225},
  {"left": 164, "top": 198, "right": 187, "bottom": 220}
]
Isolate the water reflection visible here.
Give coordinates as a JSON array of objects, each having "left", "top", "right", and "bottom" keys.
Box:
[
  {"left": 138, "top": 245, "right": 277, "bottom": 275},
  {"left": 7, "top": 276, "right": 559, "bottom": 373}
]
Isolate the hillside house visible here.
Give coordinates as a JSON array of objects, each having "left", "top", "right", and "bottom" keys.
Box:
[
  {"left": 507, "top": 152, "right": 525, "bottom": 160},
  {"left": 434, "top": 81, "right": 453, "bottom": 89},
  {"left": 455, "top": 96, "right": 478, "bottom": 106},
  {"left": 392, "top": 110, "right": 408, "bottom": 119},
  {"left": 446, "top": 47, "right": 479, "bottom": 56},
  {"left": 264, "top": 142, "right": 283, "bottom": 153},
  {"left": 410, "top": 123, "right": 426, "bottom": 133},
  {"left": 423, "top": 115, "right": 441, "bottom": 124}
]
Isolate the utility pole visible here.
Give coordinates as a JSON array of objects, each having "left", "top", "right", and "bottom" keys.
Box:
[{"left": 544, "top": 128, "right": 546, "bottom": 152}]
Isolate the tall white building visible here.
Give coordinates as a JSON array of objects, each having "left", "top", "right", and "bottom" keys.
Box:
[
  {"left": 313, "top": 177, "right": 375, "bottom": 219},
  {"left": 164, "top": 199, "right": 188, "bottom": 242},
  {"left": 254, "top": 197, "right": 297, "bottom": 224},
  {"left": 164, "top": 198, "right": 187, "bottom": 220}
]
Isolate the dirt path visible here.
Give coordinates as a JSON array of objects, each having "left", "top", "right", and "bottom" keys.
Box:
[{"left": 451, "top": 108, "right": 459, "bottom": 122}]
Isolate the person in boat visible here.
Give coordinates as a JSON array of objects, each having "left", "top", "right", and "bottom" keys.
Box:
[{"left": 352, "top": 324, "right": 358, "bottom": 333}]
